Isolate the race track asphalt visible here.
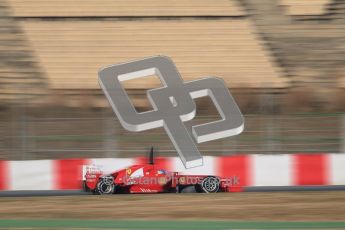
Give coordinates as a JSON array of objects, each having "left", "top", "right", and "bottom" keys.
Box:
[
  {"left": 1, "top": 191, "right": 345, "bottom": 221},
  {"left": 1, "top": 185, "right": 345, "bottom": 197}
]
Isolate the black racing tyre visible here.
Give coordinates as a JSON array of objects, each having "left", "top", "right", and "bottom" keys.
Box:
[
  {"left": 200, "top": 176, "right": 220, "bottom": 193},
  {"left": 96, "top": 176, "right": 114, "bottom": 195},
  {"left": 180, "top": 185, "right": 196, "bottom": 193}
]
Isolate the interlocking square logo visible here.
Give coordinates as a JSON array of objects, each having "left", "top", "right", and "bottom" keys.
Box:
[{"left": 99, "top": 56, "right": 244, "bottom": 168}]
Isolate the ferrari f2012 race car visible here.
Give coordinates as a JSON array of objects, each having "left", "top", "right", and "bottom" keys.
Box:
[{"left": 83, "top": 148, "right": 234, "bottom": 194}]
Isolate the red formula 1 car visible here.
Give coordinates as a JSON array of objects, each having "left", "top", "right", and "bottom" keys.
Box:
[{"left": 83, "top": 148, "right": 233, "bottom": 194}]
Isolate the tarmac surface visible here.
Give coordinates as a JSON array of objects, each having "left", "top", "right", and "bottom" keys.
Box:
[{"left": 1, "top": 185, "right": 345, "bottom": 197}]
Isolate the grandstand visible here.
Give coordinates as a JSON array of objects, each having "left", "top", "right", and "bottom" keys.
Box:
[
  {"left": 328, "top": 0, "right": 345, "bottom": 21},
  {"left": 0, "top": 0, "right": 293, "bottom": 108},
  {"left": 20, "top": 20, "right": 285, "bottom": 90},
  {"left": 0, "top": 0, "right": 344, "bottom": 160},
  {"left": 0, "top": 0, "right": 47, "bottom": 104},
  {"left": 245, "top": 0, "right": 344, "bottom": 92},
  {"left": 279, "top": 0, "right": 344, "bottom": 21},
  {"left": 7, "top": 0, "right": 245, "bottom": 17},
  {"left": 280, "top": 0, "right": 331, "bottom": 15},
  {"left": 1, "top": 0, "right": 344, "bottom": 106}
]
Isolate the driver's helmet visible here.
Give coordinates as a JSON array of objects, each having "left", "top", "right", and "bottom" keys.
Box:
[{"left": 157, "top": 169, "right": 168, "bottom": 175}]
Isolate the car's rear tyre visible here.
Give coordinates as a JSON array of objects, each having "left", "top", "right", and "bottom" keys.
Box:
[
  {"left": 180, "top": 185, "right": 196, "bottom": 193},
  {"left": 96, "top": 176, "right": 114, "bottom": 195},
  {"left": 200, "top": 176, "right": 220, "bottom": 193}
]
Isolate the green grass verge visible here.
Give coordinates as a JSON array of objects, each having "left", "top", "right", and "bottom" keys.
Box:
[{"left": 1, "top": 219, "right": 345, "bottom": 229}]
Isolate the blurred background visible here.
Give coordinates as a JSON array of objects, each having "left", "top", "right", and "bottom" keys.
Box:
[
  {"left": 0, "top": 1, "right": 345, "bottom": 228},
  {"left": 0, "top": 0, "right": 344, "bottom": 161}
]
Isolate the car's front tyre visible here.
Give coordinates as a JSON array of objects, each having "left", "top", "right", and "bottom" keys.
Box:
[{"left": 200, "top": 176, "right": 220, "bottom": 193}]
